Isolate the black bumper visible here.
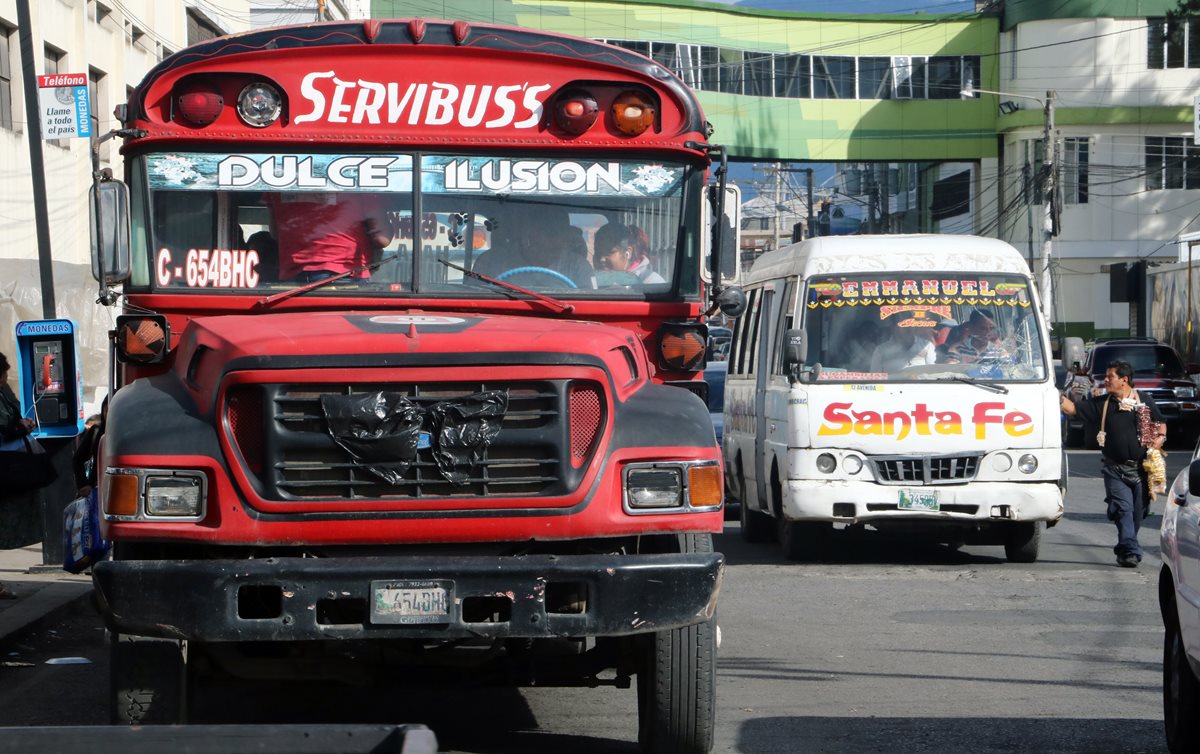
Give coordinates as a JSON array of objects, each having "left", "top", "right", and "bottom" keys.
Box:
[{"left": 92, "top": 553, "right": 723, "bottom": 642}]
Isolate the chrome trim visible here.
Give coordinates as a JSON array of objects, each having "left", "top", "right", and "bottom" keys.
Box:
[
  {"left": 621, "top": 460, "right": 722, "bottom": 516},
  {"left": 102, "top": 467, "right": 208, "bottom": 523}
]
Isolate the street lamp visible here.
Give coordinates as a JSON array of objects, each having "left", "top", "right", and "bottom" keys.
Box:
[{"left": 963, "top": 86, "right": 1057, "bottom": 325}]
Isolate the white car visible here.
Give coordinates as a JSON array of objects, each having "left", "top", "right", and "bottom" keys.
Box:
[{"left": 1160, "top": 455, "right": 1200, "bottom": 752}]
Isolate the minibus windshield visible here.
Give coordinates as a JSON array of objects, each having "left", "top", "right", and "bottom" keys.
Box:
[{"left": 802, "top": 272, "right": 1047, "bottom": 383}]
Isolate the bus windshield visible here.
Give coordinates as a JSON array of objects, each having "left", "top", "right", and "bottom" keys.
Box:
[
  {"left": 131, "top": 152, "right": 698, "bottom": 298},
  {"left": 802, "top": 272, "right": 1047, "bottom": 382}
]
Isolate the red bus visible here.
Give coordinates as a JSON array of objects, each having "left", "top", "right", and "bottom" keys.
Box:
[{"left": 89, "top": 18, "right": 743, "bottom": 751}]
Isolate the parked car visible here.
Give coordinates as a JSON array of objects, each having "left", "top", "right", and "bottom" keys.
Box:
[
  {"left": 1160, "top": 456, "right": 1200, "bottom": 752},
  {"left": 702, "top": 360, "right": 735, "bottom": 520},
  {"left": 703, "top": 360, "right": 727, "bottom": 446},
  {"left": 1062, "top": 338, "right": 1200, "bottom": 448},
  {"left": 707, "top": 326, "right": 732, "bottom": 362}
]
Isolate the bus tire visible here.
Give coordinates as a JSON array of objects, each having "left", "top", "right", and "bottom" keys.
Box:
[
  {"left": 110, "top": 633, "right": 187, "bottom": 725},
  {"left": 739, "top": 496, "right": 772, "bottom": 543},
  {"left": 637, "top": 533, "right": 716, "bottom": 754},
  {"left": 1003, "top": 521, "right": 1042, "bottom": 563}
]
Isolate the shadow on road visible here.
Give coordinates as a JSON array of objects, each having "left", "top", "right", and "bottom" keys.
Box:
[{"left": 733, "top": 715, "right": 1165, "bottom": 753}]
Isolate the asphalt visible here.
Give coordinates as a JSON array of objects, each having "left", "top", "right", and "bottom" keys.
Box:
[{"left": 0, "top": 544, "right": 93, "bottom": 646}]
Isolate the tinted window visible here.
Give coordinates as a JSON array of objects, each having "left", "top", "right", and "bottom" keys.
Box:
[
  {"left": 1091, "top": 344, "right": 1185, "bottom": 378},
  {"left": 705, "top": 366, "right": 726, "bottom": 411}
]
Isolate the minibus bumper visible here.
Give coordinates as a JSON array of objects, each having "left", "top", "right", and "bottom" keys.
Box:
[{"left": 783, "top": 479, "right": 1063, "bottom": 524}]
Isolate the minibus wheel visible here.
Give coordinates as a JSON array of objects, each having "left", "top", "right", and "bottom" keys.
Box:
[{"left": 1003, "top": 521, "right": 1042, "bottom": 563}]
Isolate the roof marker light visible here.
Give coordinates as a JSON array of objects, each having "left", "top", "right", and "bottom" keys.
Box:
[
  {"left": 237, "top": 82, "right": 282, "bottom": 128},
  {"left": 176, "top": 87, "right": 223, "bottom": 127},
  {"left": 553, "top": 89, "right": 599, "bottom": 135},
  {"left": 611, "top": 90, "right": 656, "bottom": 136}
]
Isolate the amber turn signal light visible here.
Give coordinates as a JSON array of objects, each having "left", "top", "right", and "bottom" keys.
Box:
[
  {"left": 115, "top": 315, "right": 170, "bottom": 365},
  {"left": 658, "top": 323, "right": 707, "bottom": 371},
  {"left": 611, "top": 90, "right": 656, "bottom": 136},
  {"left": 688, "top": 464, "right": 722, "bottom": 508},
  {"left": 103, "top": 472, "right": 139, "bottom": 517}
]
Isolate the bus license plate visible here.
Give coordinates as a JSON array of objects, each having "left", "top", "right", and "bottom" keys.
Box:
[
  {"left": 898, "top": 489, "right": 940, "bottom": 512},
  {"left": 371, "top": 580, "right": 453, "bottom": 624}
]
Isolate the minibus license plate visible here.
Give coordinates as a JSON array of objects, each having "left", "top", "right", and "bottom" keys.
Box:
[
  {"left": 371, "top": 580, "right": 452, "bottom": 624},
  {"left": 898, "top": 490, "right": 939, "bottom": 511}
]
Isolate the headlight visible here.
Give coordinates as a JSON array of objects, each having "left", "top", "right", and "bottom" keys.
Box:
[
  {"left": 145, "top": 475, "right": 204, "bottom": 517},
  {"left": 843, "top": 455, "right": 863, "bottom": 475},
  {"left": 816, "top": 453, "right": 837, "bottom": 474},
  {"left": 237, "top": 82, "right": 282, "bottom": 128},
  {"left": 623, "top": 462, "right": 722, "bottom": 513},
  {"left": 1017, "top": 454, "right": 1039, "bottom": 474},
  {"left": 1176, "top": 386, "right": 1197, "bottom": 399},
  {"left": 626, "top": 468, "right": 683, "bottom": 508},
  {"left": 991, "top": 453, "right": 1013, "bottom": 472}
]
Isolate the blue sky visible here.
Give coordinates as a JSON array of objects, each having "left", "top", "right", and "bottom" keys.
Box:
[{"left": 725, "top": 0, "right": 977, "bottom": 13}]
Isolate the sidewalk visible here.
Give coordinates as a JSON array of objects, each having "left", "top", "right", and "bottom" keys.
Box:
[{"left": 0, "top": 544, "right": 93, "bottom": 644}]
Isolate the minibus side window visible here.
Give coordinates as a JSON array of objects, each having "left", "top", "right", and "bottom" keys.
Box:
[
  {"left": 772, "top": 280, "right": 797, "bottom": 375},
  {"left": 732, "top": 287, "right": 760, "bottom": 376},
  {"left": 744, "top": 289, "right": 764, "bottom": 377}
]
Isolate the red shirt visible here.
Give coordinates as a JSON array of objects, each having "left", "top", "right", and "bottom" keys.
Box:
[{"left": 266, "top": 193, "right": 387, "bottom": 279}]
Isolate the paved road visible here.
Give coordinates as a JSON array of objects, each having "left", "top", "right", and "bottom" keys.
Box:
[{"left": 0, "top": 448, "right": 1186, "bottom": 753}]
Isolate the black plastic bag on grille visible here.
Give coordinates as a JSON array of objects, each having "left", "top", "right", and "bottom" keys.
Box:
[
  {"left": 428, "top": 390, "right": 509, "bottom": 485},
  {"left": 320, "top": 392, "right": 424, "bottom": 485}
]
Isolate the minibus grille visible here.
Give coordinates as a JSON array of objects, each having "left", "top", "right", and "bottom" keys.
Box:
[
  {"left": 228, "top": 380, "right": 603, "bottom": 500},
  {"left": 870, "top": 453, "right": 981, "bottom": 485}
]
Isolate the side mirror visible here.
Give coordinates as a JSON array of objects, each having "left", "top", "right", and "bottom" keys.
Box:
[
  {"left": 90, "top": 180, "right": 131, "bottom": 284},
  {"left": 782, "top": 328, "right": 806, "bottom": 376},
  {"left": 702, "top": 183, "right": 742, "bottom": 286},
  {"left": 1187, "top": 459, "right": 1200, "bottom": 505},
  {"left": 714, "top": 286, "right": 746, "bottom": 318},
  {"left": 1062, "top": 336, "right": 1085, "bottom": 373}
]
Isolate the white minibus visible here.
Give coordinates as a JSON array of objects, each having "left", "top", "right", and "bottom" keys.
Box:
[{"left": 723, "top": 234, "right": 1064, "bottom": 562}]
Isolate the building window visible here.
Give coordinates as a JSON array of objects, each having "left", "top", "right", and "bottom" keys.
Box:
[
  {"left": 44, "top": 45, "right": 66, "bottom": 147},
  {"left": 186, "top": 9, "right": 222, "bottom": 47},
  {"left": 775, "top": 53, "right": 810, "bottom": 98},
  {"left": 858, "top": 57, "right": 894, "bottom": 99},
  {"left": 718, "top": 48, "right": 744, "bottom": 95},
  {"left": 1145, "top": 137, "right": 1200, "bottom": 190},
  {"left": 1147, "top": 17, "right": 1200, "bottom": 68},
  {"left": 0, "top": 23, "right": 12, "bottom": 131},
  {"left": 813, "top": 56, "right": 854, "bottom": 99},
  {"left": 744, "top": 51, "right": 773, "bottom": 97},
  {"left": 1062, "top": 137, "right": 1089, "bottom": 204}
]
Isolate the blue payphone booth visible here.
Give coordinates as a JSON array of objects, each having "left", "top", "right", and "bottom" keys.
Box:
[{"left": 14, "top": 319, "right": 84, "bottom": 439}]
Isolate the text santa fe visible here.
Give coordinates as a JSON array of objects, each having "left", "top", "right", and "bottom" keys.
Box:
[{"left": 818, "top": 401, "right": 1034, "bottom": 441}]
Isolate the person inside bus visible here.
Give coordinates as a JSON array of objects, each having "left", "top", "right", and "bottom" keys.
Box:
[
  {"left": 473, "top": 203, "right": 594, "bottom": 288},
  {"left": 265, "top": 192, "right": 395, "bottom": 283},
  {"left": 869, "top": 317, "right": 937, "bottom": 373},
  {"left": 942, "top": 309, "right": 1010, "bottom": 364},
  {"left": 246, "top": 230, "right": 279, "bottom": 282},
  {"left": 593, "top": 222, "right": 666, "bottom": 286}
]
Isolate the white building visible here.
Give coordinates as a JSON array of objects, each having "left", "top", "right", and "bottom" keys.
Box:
[
  {"left": 0, "top": 0, "right": 365, "bottom": 410},
  {"left": 995, "top": 6, "right": 1200, "bottom": 340}
]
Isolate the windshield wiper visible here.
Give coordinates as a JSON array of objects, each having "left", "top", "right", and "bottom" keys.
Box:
[
  {"left": 255, "top": 253, "right": 400, "bottom": 308},
  {"left": 945, "top": 374, "right": 1009, "bottom": 394},
  {"left": 440, "top": 260, "right": 574, "bottom": 314}
]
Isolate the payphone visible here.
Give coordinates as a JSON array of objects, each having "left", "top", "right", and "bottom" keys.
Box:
[{"left": 14, "top": 319, "right": 84, "bottom": 438}]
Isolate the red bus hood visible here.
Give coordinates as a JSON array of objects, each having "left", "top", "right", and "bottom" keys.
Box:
[{"left": 178, "top": 310, "right": 645, "bottom": 370}]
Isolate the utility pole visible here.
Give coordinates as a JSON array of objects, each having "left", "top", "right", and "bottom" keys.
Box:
[
  {"left": 772, "top": 162, "right": 782, "bottom": 250},
  {"left": 1040, "top": 90, "right": 1056, "bottom": 325},
  {"left": 16, "top": 0, "right": 55, "bottom": 319},
  {"left": 806, "top": 168, "right": 815, "bottom": 238}
]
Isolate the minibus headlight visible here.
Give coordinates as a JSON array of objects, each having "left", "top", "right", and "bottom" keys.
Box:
[
  {"left": 816, "top": 453, "right": 837, "bottom": 474},
  {"left": 626, "top": 468, "right": 683, "bottom": 508},
  {"left": 145, "top": 475, "right": 204, "bottom": 517},
  {"left": 843, "top": 455, "right": 863, "bottom": 474},
  {"left": 991, "top": 453, "right": 1013, "bottom": 472},
  {"left": 1017, "top": 454, "right": 1039, "bottom": 474}
]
